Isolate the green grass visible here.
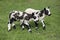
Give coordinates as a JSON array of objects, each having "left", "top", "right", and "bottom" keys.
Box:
[{"left": 0, "top": 0, "right": 60, "bottom": 40}]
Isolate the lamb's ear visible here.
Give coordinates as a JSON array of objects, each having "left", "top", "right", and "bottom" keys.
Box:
[
  {"left": 44, "top": 8, "right": 46, "bottom": 10},
  {"left": 48, "top": 6, "right": 50, "bottom": 8},
  {"left": 32, "top": 13, "right": 34, "bottom": 16}
]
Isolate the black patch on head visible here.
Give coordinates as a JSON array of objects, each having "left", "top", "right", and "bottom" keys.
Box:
[
  {"left": 39, "top": 8, "right": 49, "bottom": 16},
  {"left": 44, "top": 8, "right": 49, "bottom": 15},
  {"left": 44, "top": 10, "right": 49, "bottom": 15}
]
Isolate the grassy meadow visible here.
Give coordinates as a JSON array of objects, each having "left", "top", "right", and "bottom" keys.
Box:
[{"left": 0, "top": 0, "right": 60, "bottom": 40}]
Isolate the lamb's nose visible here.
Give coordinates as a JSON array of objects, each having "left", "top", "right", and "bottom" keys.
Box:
[{"left": 48, "top": 14, "right": 51, "bottom": 16}]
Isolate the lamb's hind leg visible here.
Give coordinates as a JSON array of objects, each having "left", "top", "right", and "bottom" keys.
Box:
[
  {"left": 20, "top": 20, "right": 25, "bottom": 30},
  {"left": 34, "top": 21, "right": 39, "bottom": 30},
  {"left": 24, "top": 20, "right": 32, "bottom": 32},
  {"left": 11, "top": 18, "right": 16, "bottom": 29},
  {"left": 8, "top": 18, "right": 16, "bottom": 31},
  {"left": 12, "top": 22, "right": 16, "bottom": 29},
  {"left": 8, "top": 21, "right": 11, "bottom": 31}
]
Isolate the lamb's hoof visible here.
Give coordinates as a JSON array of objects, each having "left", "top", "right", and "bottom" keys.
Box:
[
  {"left": 8, "top": 29, "right": 11, "bottom": 32},
  {"left": 35, "top": 27, "right": 38, "bottom": 30},
  {"left": 22, "top": 26, "right": 25, "bottom": 30},
  {"left": 29, "top": 30, "right": 32, "bottom": 32},
  {"left": 28, "top": 29, "right": 32, "bottom": 33},
  {"left": 13, "top": 26, "right": 16, "bottom": 29},
  {"left": 43, "top": 26, "right": 46, "bottom": 30},
  {"left": 29, "top": 30, "right": 32, "bottom": 33},
  {"left": 22, "top": 28, "right": 24, "bottom": 30}
]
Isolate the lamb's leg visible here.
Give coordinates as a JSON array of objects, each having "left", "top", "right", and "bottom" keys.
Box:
[
  {"left": 8, "top": 21, "right": 11, "bottom": 31},
  {"left": 12, "top": 23, "right": 16, "bottom": 29},
  {"left": 20, "top": 20, "right": 25, "bottom": 30},
  {"left": 41, "top": 20, "right": 46, "bottom": 30},
  {"left": 34, "top": 21, "right": 39, "bottom": 30},
  {"left": 24, "top": 20, "right": 32, "bottom": 32}
]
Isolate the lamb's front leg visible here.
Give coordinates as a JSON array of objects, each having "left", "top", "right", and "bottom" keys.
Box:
[
  {"left": 41, "top": 20, "right": 46, "bottom": 30},
  {"left": 20, "top": 20, "right": 25, "bottom": 30},
  {"left": 8, "top": 21, "right": 11, "bottom": 31}
]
